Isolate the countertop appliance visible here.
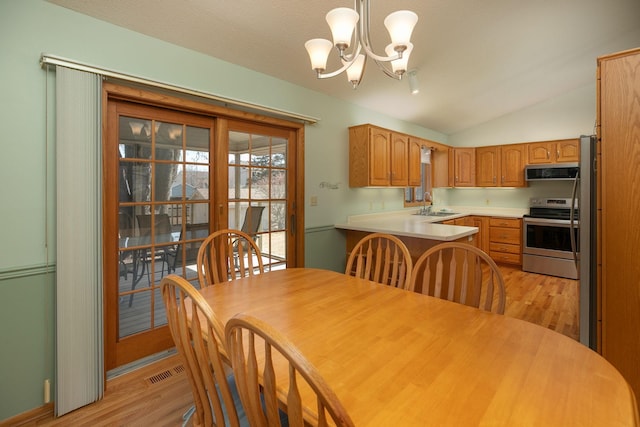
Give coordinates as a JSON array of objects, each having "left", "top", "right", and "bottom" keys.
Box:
[{"left": 522, "top": 197, "right": 579, "bottom": 280}]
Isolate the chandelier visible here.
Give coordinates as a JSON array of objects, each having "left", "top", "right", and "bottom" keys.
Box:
[{"left": 304, "top": 0, "right": 418, "bottom": 89}]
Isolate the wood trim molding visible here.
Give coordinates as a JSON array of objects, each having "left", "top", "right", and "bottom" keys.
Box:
[
  {"left": 103, "top": 82, "right": 305, "bottom": 130},
  {"left": 1, "top": 403, "right": 54, "bottom": 426}
]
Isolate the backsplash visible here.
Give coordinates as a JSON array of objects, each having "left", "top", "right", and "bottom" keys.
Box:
[{"left": 433, "top": 180, "right": 574, "bottom": 209}]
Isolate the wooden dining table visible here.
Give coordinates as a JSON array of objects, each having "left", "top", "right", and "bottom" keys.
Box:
[{"left": 199, "top": 268, "right": 639, "bottom": 426}]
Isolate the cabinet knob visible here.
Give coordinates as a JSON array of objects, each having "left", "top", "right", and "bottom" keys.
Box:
[{"left": 547, "top": 150, "right": 550, "bottom": 159}]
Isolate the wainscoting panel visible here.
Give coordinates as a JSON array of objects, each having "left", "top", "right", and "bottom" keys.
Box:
[{"left": 0, "top": 267, "right": 55, "bottom": 421}]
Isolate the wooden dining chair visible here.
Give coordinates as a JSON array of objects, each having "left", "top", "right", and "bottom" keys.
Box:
[
  {"left": 409, "top": 242, "right": 506, "bottom": 314},
  {"left": 345, "top": 233, "right": 413, "bottom": 289},
  {"left": 225, "top": 313, "right": 355, "bottom": 427},
  {"left": 160, "top": 274, "right": 246, "bottom": 427},
  {"left": 197, "top": 229, "right": 264, "bottom": 287}
]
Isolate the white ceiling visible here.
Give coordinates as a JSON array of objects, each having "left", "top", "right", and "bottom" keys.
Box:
[{"left": 47, "top": 0, "right": 640, "bottom": 135}]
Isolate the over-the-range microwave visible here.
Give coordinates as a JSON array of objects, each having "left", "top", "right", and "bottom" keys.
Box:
[{"left": 525, "top": 163, "right": 579, "bottom": 181}]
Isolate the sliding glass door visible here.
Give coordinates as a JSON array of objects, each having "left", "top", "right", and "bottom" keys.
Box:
[
  {"left": 105, "top": 100, "right": 215, "bottom": 370},
  {"left": 103, "top": 84, "right": 304, "bottom": 372},
  {"left": 227, "top": 121, "right": 297, "bottom": 271}
]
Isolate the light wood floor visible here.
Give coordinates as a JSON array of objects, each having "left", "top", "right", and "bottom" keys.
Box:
[{"left": 26, "top": 265, "right": 578, "bottom": 427}]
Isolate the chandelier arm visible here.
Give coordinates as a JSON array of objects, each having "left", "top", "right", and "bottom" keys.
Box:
[
  {"left": 372, "top": 59, "right": 402, "bottom": 80},
  {"left": 315, "top": 44, "right": 363, "bottom": 79},
  {"left": 357, "top": 0, "right": 403, "bottom": 63}
]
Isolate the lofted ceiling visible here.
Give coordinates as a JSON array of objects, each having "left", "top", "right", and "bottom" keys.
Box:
[{"left": 47, "top": 0, "right": 640, "bottom": 135}]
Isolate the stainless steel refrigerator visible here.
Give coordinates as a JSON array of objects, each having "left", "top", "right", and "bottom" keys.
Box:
[{"left": 575, "top": 134, "right": 597, "bottom": 349}]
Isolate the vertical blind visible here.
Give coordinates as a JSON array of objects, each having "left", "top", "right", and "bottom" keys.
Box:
[{"left": 55, "top": 66, "right": 103, "bottom": 415}]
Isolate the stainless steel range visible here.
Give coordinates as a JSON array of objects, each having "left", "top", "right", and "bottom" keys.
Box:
[{"left": 522, "top": 197, "right": 579, "bottom": 279}]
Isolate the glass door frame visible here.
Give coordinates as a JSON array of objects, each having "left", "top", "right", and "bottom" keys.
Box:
[{"left": 102, "top": 82, "right": 305, "bottom": 373}]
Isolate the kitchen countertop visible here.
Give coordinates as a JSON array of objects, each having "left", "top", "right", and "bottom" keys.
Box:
[{"left": 334, "top": 206, "right": 527, "bottom": 241}]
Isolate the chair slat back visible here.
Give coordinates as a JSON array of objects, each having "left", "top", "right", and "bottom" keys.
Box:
[
  {"left": 197, "top": 229, "right": 264, "bottom": 287},
  {"left": 240, "top": 206, "right": 265, "bottom": 239},
  {"left": 410, "top": 242, "right": 506, "bottom": 314},
  {"left": 225, "top": 314, "right": 355, "bottom": 427},
  {"left": 345, "top": 233, "right": 413, "bottom": 289},
  {"left": 160, "top": 274, "right": 240, "bottom": 427}
]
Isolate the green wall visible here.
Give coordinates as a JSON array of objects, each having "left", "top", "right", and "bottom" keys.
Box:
[{"left": 0, "top": 0, "right": 445, "bottom": 420}]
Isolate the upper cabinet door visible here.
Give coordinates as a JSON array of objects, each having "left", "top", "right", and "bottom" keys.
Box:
[
  {"left": 501, "top": 144, "right": 527, "bottom": 187},
  {"left": 528, "top": 142, "right": 554, "bottom": 164},
  {"left": 453, "top": 148, "right": 476, "bottom": 187},
  {"left": 369, "top": 127, "right": 392, "bottom": 186},
  {"left": 476, "top": 146, "right": 500, "bottom": 187},
  {"left": 408, "top": 138, "right": 423, "bottom": 187},
  {"left": 390, "top": 132, "right": 409, "bottom": 186},
  {"left": 556, "top": 139, "right": 580, "bottom": 162}
]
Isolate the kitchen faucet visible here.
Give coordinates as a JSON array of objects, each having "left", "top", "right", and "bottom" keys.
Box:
[{"left": 422, "top": 191, "right": 433, "bottom": 215}]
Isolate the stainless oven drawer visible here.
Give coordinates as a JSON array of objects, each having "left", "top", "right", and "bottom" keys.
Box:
[{"left": 522, "top": 254, "right": 578, "bottom": 279}]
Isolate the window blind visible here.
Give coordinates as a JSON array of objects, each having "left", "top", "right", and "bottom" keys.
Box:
[{"left": 55, "top": 66, "right": 103, "bottom": 416}]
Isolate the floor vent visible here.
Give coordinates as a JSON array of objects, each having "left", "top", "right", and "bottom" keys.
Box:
[{"left": 145, "top": 363, "right": 185, "bottom": 386}]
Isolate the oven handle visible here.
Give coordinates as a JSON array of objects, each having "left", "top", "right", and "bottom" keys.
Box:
[
  {"left": 569, "top": 171, "right": 579, "bottom": 269},
  {"left": 523, "top": 217, "right": 578, "bottom": 226}
]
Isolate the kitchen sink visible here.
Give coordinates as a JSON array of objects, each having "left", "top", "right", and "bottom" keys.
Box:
[
  {"left": 413, "top": 211, "right": 459, "bottom": 217},
  {"left": 427, "top": 211, "right": 458, "bottom": 217}
]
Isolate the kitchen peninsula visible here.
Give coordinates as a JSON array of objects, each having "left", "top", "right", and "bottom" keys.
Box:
[{"left": 335, "top": 207, "right": 527, "bottom": 263}]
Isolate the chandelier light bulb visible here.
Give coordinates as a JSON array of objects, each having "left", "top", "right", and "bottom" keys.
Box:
[
  {"left": 385, "top": 42, "right": 413, "bottom": 76},
  {"left": 326, "top": 7, "right": 359, "bottom": 53},
  {"left": 305, "top": 38, "right": 334, "bottom": 71},
  {"left": 384, "top": 10, "right": 418, "bottom": 48},
  {"left": 343, "top": 54, "right": 366, "bottom": 88}
]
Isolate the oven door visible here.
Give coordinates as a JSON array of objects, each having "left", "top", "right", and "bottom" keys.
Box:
[
  {"left": 522, "top": 217, "right": 579, "bottom": 259},
  {"left": 522, "top": 216, "right": 579, "bottom": 279}
]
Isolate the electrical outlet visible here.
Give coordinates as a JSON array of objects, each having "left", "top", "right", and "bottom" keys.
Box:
[{"left": 485, "top": 199, "right": 490, "bottom": 205}]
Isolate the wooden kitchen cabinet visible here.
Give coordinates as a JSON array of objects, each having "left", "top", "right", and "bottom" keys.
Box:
[
  {"left": 488, "top": 217, "right": 521, "bottom": 265},
  {"left": 349, "top": 124, "right": 419, "bottom": 187},
  {"left": 476, "top": 144, "right": 527, "bottom": 187},
  {"left": 476, "top": 146, "right": 501, "bottom": 187},
  {"left": 473, "top": 216, "right": 491, "bottom": 253},
  {"left": 501, "top": 144, "right": 527, "bottom": 186},
  {"left": 449, "top": 147, "right": 476, "bottom": 187},
  {"left": 527, "top": 139, "right": 579, "bottom": 164},
  {"left": 439, "top": 215, "right": 486, "bottom": 248},
  {"left": 597, "top": 47, "right": 640, "bottom": 401},
  {"left": 390, "top": 132, "right": 409, "bottom": 186},
  {"left": 345, "top": 230, "right": 476, "bottom": 266},
  {"left": 408, "top": 137, "right": 423, "bottom": 186},
  {"left": 460, "top": 216, "right": 487, "bottom": 249},
  {"left": 432, "top": 146, "right": 451, "bottom": 188}
]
